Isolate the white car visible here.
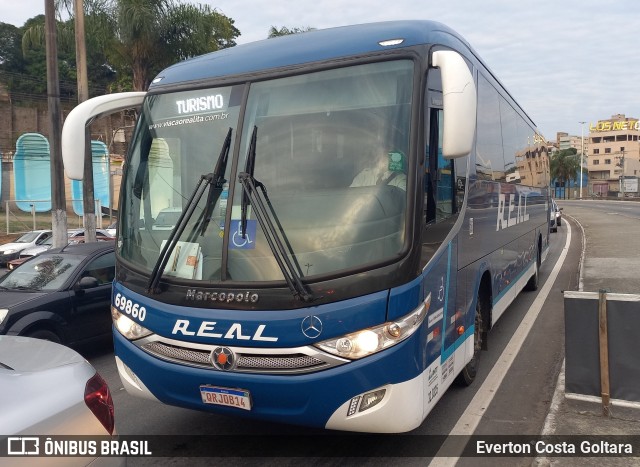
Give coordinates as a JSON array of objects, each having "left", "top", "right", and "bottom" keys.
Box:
[
  {"left": 18, "top": 236, "right": 54, "bottom": 259},
  {"left": 67, "top": 228, "right": 115, "bottom": 243},
  {"left": 106, "top": 221, "right": 117, "bottom": 237},
  {"left": 0, "top": 335, "right": 123, "bottom": 466},
  {"left": 152, "top": 207, "right": 183, "bottom": 230},
  {"left": 549, "top": 199, "right": 562, "bottom": 233},
  {"left": 0, "top": 230, "right": 52, "bottom": 266}
]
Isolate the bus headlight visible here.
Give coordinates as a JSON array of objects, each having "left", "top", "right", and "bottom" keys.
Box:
[
  {"left": 112, "top": 307, "right": 152, "bottom": 340},
  {"left": 315, "top": 293, "right": 431, "bottom": 360}
]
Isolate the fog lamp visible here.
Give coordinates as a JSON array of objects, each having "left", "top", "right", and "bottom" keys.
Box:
[{"left": 359, "top": 389, "right": 386, "bottom": 413}]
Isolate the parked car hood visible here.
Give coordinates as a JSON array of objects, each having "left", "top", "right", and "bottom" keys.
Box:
[
  {"left": 0, "top": 335, "right": 84, "bottom": 371},
  {"left": 0, "top": 290, "right": 49, "bottom": 308},
  {"left": 20, "top": 245, "right": 51, "bottom": 257},
  {"left": 0, "top": 242, "right": 27, "bottom": 252}
]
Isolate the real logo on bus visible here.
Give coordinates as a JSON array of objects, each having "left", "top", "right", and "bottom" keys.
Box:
[
  {"left": 172, "top": 319, "right": 278, "bottom": 342},
  {"left": 496, "top": 193, "right": 530, "bottom": 231}
]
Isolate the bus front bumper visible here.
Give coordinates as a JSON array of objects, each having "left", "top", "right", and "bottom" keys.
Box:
[{"left": 113, "top": 330, "right": 428, "bottom": 433}]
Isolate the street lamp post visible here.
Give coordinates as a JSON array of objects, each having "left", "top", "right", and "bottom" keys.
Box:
[
  {"left": 617, "top": 150, "right": 625, "bottom": 198},
  {"left": 579, "top": 121, "right": 587, "bottom": 199}
]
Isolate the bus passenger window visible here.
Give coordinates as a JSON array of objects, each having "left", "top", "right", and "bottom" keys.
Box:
[{"left": 425, "top": 108, "right": 455, "bottom": 224}]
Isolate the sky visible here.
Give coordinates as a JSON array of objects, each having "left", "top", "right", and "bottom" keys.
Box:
[{"left": 2, "top": 0, "right": 638, "bottom": 140}]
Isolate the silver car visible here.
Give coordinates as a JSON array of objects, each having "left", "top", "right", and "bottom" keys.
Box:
[
  {"left": 549, "top": 199, "right": 562, "bottom": 233},
  {"left": 0, "top": 336, "right": 123, "bottom": 466},
  {"left": 0, "top": 230, "right": 52, "bottom": 266},
  {"left": 18, "top": 236, "right": 54, "bottom": 259}
]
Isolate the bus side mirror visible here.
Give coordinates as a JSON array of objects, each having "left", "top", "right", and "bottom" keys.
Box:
[
  {"left": 61, "top": 92, "right": 146, "bottom": 180},
  {"left": 431, "top": 50, "right": 477, "bottom": 159}
]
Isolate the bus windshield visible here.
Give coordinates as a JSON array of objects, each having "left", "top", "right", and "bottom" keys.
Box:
[{"left": 119, "top": 60, "right": 413, "bottom": 283}]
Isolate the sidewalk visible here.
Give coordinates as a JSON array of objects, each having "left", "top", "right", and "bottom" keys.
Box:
[{"left": 535, "top": 207, "right": 640, "bottom": 466}]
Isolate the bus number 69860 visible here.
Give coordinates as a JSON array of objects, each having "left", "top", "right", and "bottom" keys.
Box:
[{"left": 114, "top": 293, "right": 147, "bottom": 321}]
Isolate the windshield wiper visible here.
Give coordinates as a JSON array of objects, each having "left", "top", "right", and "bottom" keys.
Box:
[
  {"left": 199, "top": 128, "right": 232, "bottom": 236},
  {"left": 238, "top": 126, "right": 315, "bottom": 303},
  {"left": 147, "top": 128, "right": 233, "bottom": 294}
]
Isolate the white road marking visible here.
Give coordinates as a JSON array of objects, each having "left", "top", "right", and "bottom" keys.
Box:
[{"left": 429, "top": 222, "right": 573, "bottom": 466}]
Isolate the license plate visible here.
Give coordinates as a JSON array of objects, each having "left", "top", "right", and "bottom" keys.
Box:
[{"left": 200, "top": 385, "right": 251, "bottom": 410}]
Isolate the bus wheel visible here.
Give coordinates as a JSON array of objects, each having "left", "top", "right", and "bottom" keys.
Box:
[
  {"left": 456, "top": 296, "right": 485, "bottom": 386},
  {"left": 524, "top": 241, "right": 541, "bottom": 291}
]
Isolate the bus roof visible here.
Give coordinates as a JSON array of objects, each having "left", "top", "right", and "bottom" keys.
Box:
[{"left": 149, "top": 20, "right": 472, "bottom": 89}]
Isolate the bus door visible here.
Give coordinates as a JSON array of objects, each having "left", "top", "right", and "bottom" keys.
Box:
[{"left": 422, "top": 67, "right": 465, "bottom": 376}]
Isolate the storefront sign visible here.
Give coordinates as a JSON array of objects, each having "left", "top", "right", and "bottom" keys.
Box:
[{"left": 589, "top": 120, "right": 640, "bottom": 132}]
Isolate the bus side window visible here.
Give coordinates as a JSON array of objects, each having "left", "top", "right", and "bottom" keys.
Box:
[{"left": 426, "top": 108, "right": 456, "bottom": 224}]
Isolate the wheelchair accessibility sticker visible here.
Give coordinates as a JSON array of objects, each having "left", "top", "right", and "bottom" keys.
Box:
[{"left": 230, "top": 219, "right": 257, "bottom": 249}]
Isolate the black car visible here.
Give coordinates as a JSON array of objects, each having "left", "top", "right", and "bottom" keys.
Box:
[{"left": 0, "top": 242, "right": 115, "bottom": 346}]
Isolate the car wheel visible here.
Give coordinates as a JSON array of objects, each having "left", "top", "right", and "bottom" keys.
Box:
[
  {"left": 25, "top": 329, "right": 62, "bottom": 344},
  {"left": 557, "top": 218, "right": 562, "bottom": 226}
]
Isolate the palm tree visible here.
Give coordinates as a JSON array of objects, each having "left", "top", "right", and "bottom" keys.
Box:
[
  {"left": 22, "top": 0, "right": 240, "bottom": 92},
  {"left": 109, "top": 0, "right": 241, "bottom": 90},
  {"left": 550, "top": 148, "right": 581, "bottom": 199}
]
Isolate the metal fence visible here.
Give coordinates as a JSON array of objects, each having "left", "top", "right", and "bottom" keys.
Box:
[{"left": 1, "top": 199, "right": 115, "bottom": 236}]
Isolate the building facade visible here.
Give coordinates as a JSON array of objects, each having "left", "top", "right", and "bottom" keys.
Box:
[
  {"left": 557, "top": 131, "right": 589, "bottom": 155},
  {"left": 587, "top": 114, "right": 640, "bottom": 197}
]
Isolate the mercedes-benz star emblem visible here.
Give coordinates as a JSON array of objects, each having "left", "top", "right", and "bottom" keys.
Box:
[
  {"left": 211, "top": 347, "right": 235, "bottom": 371},
  {"left": 301, "top": 315, "right": 323, "bottom": 339}
]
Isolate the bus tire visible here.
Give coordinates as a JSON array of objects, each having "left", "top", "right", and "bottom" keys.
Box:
[
  {"left": 25, "top": 328, "right": 62, "bottom": 344},
  {"left": 456, "top": 293, "right": 486, "bottom": 386},
  {"left": 524, "top": 239, "right": 541, "bottom": 291}
]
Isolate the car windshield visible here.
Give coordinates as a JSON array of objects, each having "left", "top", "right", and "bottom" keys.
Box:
[
  {"left": 14, "top": 232, "right": 41, "bottom": 243},
  {"left": 119, "top": 60, "right": 413, "bottom": 283},
  {"left": 0, "top": 254, "right": 83, "bottom": 291}
]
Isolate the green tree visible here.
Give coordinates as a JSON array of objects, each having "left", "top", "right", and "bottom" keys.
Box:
[
  {"left": 268, "top": 26, "right": 314, "bottom": 38},
  {"left": 0, "top": 22, "right": 22, "bottom": 66},
  {"left": 97, "top": 0, "right": 240, "bottom": 91},
  {"left": 550, "top": 148, "right": 580, "bottom": 199},
  {"left": 19, "top": 12, "right": 114, "bottom": 99},
  {"left": 0, "top": 16, "right": 78, "bottom": 103},
  {"left": 20, "top": 1, "right": 240, "bottom": 93}
]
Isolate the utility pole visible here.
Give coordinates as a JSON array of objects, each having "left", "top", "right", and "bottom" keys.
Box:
[
  {"left": 618, "top": 150, "right": 625, "bottom": 198},
  {"left": 75, "top": 0, "right": 96, "bottom": 242},
  {"left": 45, "top": 0, "right": 68, "bottom": 248},
  {"left": 579, "top": 121, "right": 586, "bottom": 199}
]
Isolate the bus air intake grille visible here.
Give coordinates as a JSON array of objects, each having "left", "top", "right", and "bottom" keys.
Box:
[
  {"left": 139, "top": 339, "right": 348, "bottom": 374},
  {"left": 238, "top": 354, "right": 322, "bottom": 369},
  {"left": 142, "top": 342, "right": 211, "bottom": 365}
]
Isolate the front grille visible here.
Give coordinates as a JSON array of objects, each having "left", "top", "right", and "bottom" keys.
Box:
[
  {"left": 143, "top": 341, "right": 211, "bottom": 365},
  {"left": 138, "top": 337, "right": 347, "bottom": 375},
  {"left": 238, "top": 354, "right": 323, "bottom": 370}
]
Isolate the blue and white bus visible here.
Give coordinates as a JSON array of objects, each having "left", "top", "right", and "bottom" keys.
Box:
[{"left": 61, "top": 21, "right": 550, "bottom": 433}]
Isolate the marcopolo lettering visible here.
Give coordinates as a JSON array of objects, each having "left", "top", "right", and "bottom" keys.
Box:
[
  {"left": 496, "top": 193, "right": 529, "bottom": 231},
  {"left": 172, "top": 319, "right": 278, "bottom": 342},
  {"left": 186, "top": 289, "right": 259, "bottom": 303}
]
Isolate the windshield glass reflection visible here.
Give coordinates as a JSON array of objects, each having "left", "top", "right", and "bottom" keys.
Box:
[{"left": 0, "top": 255, "right": 82, "bottom": 291}]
